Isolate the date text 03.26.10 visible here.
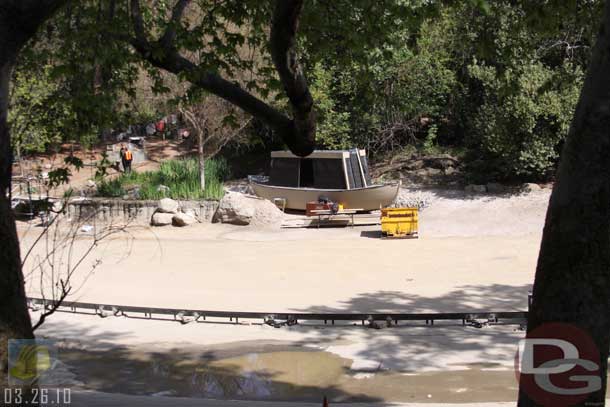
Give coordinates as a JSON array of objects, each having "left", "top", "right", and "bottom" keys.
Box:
[{"left": 4, "top": 388, "right": 71, "bottom": 405}]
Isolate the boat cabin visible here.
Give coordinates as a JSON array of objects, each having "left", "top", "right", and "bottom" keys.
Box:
[{"left": 269, "top": 149, "right": 372, "bottom": 190}]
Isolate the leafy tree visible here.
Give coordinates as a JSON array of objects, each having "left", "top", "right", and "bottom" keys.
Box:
[
  {"left": 451, "top": 0, "right": 600, "bottom": 181},
  {"left": 467, "top": 60, "right": 583, "bottom": 180},
  {"left": 8, "top": 65, "right": 67, "bottom": 156},
  {"left": 294, "top": 5, "right": 458, "bottom": 155},
  {"left": 11, "top": 0, "right": 141, "bottom": 150},
  {"left": 309, "top": 63, "right": 351, "bottom": 150}
]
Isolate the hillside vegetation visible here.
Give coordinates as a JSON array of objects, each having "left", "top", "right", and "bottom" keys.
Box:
[{"left": 9, "top": 1, "right": 602, "bottom": 183}]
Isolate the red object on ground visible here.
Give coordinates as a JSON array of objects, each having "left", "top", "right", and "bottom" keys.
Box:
[{"left": 306, "top": 201, "right": 331, "bottom": 217}]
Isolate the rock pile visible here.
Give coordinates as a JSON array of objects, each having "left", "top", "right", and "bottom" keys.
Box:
[
  {"left": 151, "top": 198, "right": 198, "bottom": 227},
  {"left": 392, "top": 189, "right": 433, "bottom": 211}
]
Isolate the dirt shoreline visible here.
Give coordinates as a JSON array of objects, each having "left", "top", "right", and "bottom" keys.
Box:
[{"left": 21, "top": 189, "right": 550, "bottom": 405}]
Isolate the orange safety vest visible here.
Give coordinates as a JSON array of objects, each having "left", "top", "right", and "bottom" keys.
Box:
[{"left": 124, "top": 150, "right": 133, "bottom": 161}]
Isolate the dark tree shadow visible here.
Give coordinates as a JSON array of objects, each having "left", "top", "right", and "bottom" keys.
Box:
[
  {"left": 285, "top": 284, "right": 531, "bottom": 374},
  {"left": 295, "top": 284, "right": 532, "bottom": 314}
]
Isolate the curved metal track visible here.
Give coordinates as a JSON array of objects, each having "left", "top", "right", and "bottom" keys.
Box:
[{"left": 27, "top": 297, "right": 527, "bottom": 328}]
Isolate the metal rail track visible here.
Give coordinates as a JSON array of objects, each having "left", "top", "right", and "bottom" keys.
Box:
[{"left": 27, "top": 297, "right": 527, "bottom": 328}]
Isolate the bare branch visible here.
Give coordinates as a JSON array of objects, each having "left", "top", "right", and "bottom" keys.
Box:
[
  {"left": 21, "top": 198, "right": 69, "bottom": 266},
  {"left": 25, "top": 205, "right": 135, "bottom": 330},
  {"left": 32, "top": 281, "right": 70, "bottom": 331}
]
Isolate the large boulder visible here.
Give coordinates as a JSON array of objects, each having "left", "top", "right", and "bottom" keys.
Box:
[
  {"left": 158, "top": 198, "right": 179, "bottom": 214},
  {"left": 214, "top": 192, "right": 284, "bottom": 227},
  {"left": 151, "top": 212, "right": 174, "bottom": 226},
  {"left": 172, "top": 212, "right": 197, "bottom": 227},
  {"left": 214, "top": 193, "right": 256, "bottom": 225}
]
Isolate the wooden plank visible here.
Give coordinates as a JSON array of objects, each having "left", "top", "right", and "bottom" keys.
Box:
[
  {"left": 309, "top": 209, "right": 360, "bottom": 215},
  {"left": 282, "top": 214, "right": 381, "bottom": 228}
]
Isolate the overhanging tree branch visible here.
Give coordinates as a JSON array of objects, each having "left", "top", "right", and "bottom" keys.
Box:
[{"left": 127, "top": 0, "right": 315, "bottom": 157}]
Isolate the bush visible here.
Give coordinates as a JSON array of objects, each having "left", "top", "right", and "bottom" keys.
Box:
[
  {"left": 97, "top": 158, "right": 230, "bottom": 200},
  {"left": 466, "top": 61, "right": 583, "bottom": 181}
]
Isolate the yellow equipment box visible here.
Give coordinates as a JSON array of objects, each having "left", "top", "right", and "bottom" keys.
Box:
[{"left": 381, "top": 208, "right": 419, "bottom": 238}]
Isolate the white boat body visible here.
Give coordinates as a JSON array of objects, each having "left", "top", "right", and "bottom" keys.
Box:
[{"left": 251, "top": 182, "right": 400, "bottom": 211}]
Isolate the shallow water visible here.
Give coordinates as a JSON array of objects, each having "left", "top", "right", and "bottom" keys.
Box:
[{"left": 57, "top": 342, "right": 519, "bottom": 403}]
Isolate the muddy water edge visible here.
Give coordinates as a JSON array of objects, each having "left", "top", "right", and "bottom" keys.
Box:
[{"left": 56, "top": 341, "right": 519, "bottom": 403}]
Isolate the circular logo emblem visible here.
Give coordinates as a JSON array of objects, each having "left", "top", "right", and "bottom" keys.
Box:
[{"left": 515, "top": 323, "right": 601, "bottom": 406}]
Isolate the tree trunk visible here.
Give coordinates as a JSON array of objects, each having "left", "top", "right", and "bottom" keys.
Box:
[
  {"left": 517, "top": 3, "right": 610, "bottom": 406},
  {"left": 198, "top": 129, "right": 205, "bottom": 191},
  {"left": 269, "top": 0, "right": 316, "bottom": 157},
  {"left": 0, "top": 56, "right": 35, "bottom": 390},
  {"left": 0, "top": 0, "right": 68, "bottom": 390}
]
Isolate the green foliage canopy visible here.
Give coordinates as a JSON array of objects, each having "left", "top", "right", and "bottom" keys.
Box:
[{"left": 8, "top": 0, "right": 605, "bottom": 181}]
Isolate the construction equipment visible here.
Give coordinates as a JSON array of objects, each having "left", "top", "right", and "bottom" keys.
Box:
[{"left": 381, "top": 207, "right": 419, "bottom": 238}]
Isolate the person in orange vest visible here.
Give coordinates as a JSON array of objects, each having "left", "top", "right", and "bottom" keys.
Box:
[
  {"left": 119, "top": 144, "right": 127, "bottom": 172},
  {"left": 123, "top": 146, "right": 133, "bottom": 173}
]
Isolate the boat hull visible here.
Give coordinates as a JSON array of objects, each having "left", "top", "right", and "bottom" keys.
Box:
[{"left": 250, "top": 183, "right": 400, "bottom": 211}]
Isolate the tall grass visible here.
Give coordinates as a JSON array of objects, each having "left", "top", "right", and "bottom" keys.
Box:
[{"left": 97, "top": 158, "right": 229, "bottom": 200}]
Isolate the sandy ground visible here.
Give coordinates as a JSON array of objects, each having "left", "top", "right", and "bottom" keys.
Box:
[
  {"left": 18, "top": 188, "right": 551, "bottom": 405},
  {"left": 20, "top": 189, "right": 550, "bottom": 313}
]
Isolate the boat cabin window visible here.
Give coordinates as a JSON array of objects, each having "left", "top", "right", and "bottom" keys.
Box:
[
  {"left": 269, "top": 158, "right": 300, "bottom": 187},
  {"left": 269, "top": 155, "right": 349, "bottom": 190},
  {"left": 313, "top": 159, "right": 347, "bottom": 189},
  {"left": 299, "top": 159, "right": 315, "bottom": 188}
]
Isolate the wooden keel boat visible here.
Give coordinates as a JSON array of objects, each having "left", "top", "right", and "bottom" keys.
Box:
[{"left": 250, "top": 149, "right": 399, "bottom": 211}]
